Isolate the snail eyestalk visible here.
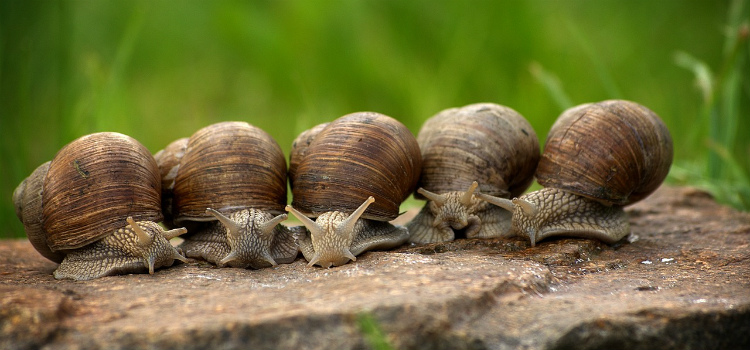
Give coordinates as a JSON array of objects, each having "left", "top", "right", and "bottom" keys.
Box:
[
  {"left": 460, "top": 181, "right": 479, "bottom": 206},
  {"left": 512, "top": 198, "right": 538, "bottom": 217},
  {"left": 206, "top": 208, "right": 241, "bottom": 240},
  {"left": 285, "top": 205, "right": 324, "bottom": 238},
  {"left": 127, "top": 217, "right": 152, "bottom": 248},
  {"left": 417, "top": 188, "right": 447, "bottom": 206},
  {"left": 474, "top": 193, "right": 515, "bottom": 213},
  {"left": 337, "top": 196, "right": 375, "bottom": 241},
  {"left": 259, "top": 213, "right": 288, "bottom": 239},
  {"left": 163, "top": 227, "right": 188, "bottom": 240}
]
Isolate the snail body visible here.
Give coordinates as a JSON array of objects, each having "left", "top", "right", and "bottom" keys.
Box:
[
  {"left": 407, "top": 103, "right": 540, "bottom": 243},
  {"left": 286, "top": 112, "right": 422, "bottom": 267},
  {"left": 13, "top": 132, "right": 187, "bottom": 280},
  {"left": 155, "top": 121, "right": 298, "bottom": 269},
  {"left": 478, "top": 100, "right": 673, "bottom": 246}
]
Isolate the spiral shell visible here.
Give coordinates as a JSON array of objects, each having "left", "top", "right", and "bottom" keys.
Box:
[
  {"left": 170, "top": 121, "right": 288, "bottom": 223},
  {"left": 288, "top": 122, "right": 329, "bottom": 188},
  {"left": 415, "top": 103, "right": 539, "bottom": 198},
  {"left": 536, "top": 99, "right": 673, "bottom": 206},
  {"left": 290, "top": 112, "right": 422, "bottom": 221},
  {"left": 13, "top": 161, "right": 63, "bottom": 262},
  {"left": 41, "top": 132, "right": 164, "bottom": 251},
  {"left": 12, "top": 132, "right": 190, "bottom": 280}
]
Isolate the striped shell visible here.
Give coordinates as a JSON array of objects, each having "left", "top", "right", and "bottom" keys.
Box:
[
  {"left": 290, "top": 112, "right": 422, "bottom": 220},
  {"left": 536, "top": 99, "right": 673, "bottom": 206},
  {"left": 169, "top": 121, "right": 288, "bottom": 223},
  {"left": 416, "top": 103, "right": 540, "bottom": 198},
  {"left": 13, "top": 132, "right": 163, "bottom": 260},
  {"left": 288, "top": 122, "right": 329, "bottom": 189}
]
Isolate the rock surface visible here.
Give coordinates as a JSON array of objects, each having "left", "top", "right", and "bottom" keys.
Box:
[{"left": 1, "top": 186, "right": 749, "bottom": 350}]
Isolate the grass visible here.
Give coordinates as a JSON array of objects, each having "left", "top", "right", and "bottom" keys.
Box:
[
  {"left": 357, "top": 313, "right": 396, "bottom": 350},
  {"left": 1, "top": 0, "right": 748, "bottom": 239},
  {"left": 670, "top": 1, "right": 750, "bottom": 209}
]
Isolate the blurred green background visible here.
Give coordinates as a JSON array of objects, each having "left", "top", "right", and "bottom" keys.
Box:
[{"left": 1, "top": 0, "right": 748, "bottom": 238}]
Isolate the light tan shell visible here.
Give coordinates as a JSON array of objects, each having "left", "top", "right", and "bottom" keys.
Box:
[
  {"left": 12, "top": 132, "right": 164, "bottom": 259},
  {"left": 536, "top": 99, "right": 673, "bottom": 206},
  {"left": 416, "top": 103, "right": 540, "bottom": 198},
  {"left": 170, "top": 121, "right": 288, "bottom": 223},
  {"left": 290, "top": 112, "right": 422, "bottom": 221}
]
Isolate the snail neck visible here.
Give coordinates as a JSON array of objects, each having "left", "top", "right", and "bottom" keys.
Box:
[
  {"left": 286, "top": 196, "right": 374, "bottom": 268},
  {"left": 204, "top": 208, "right": 289, "bottom": 268},
  {"left": 409, "top": 191, "right": 485, "bottom": 243},
  {"left": 510, "top": 187, "right": 630, "bottom": 246},
  {"left": 300, "top": 211, "right": 360, "bottom": 267}
]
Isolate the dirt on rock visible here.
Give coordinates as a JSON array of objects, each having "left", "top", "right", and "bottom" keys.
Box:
[{"left": 1, "top": 186, "right": 749, "bottom": 350}]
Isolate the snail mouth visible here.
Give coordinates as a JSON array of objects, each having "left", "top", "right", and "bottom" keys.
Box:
[
  {"left": 446, "top": 215, "right": 482, "bottom": 238},
  {"left": 446, "top": 218, "right": 481, "bottom": 239},
  {"left": 450, "top": 226, "right": 470, "bottom": 239}
]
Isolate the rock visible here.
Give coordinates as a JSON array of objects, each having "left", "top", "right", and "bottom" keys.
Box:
[{"left": 1, "top": 186, "right": 749, "bottom": 350}]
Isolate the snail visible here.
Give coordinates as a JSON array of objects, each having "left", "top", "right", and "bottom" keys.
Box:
[
  {"left": 12, "top": 132, "right": 188, "bottom": 280},
  {"left": 476, "top": 100, "right": 673, "bottom": 246},
  {"left": 406, "top": 103, "right": 540, "bottom": 243},
  {"left": 285, "top": 112, "right": 422, "bottom": 267},
  {"left": 155, "top": 121, "right": 298, "bottom": 269}
]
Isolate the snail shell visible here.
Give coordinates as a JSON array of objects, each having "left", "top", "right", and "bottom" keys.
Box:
[
  {"left": 479, "top": 100, "right": 673, "bottom": 246},
  {"left": 286, "top": 112, "right": 422, "bottom": 267},
  {"left": 157, "top": 121, "right": 298, "bottom": 268},
  {"left": 13, "top": 132, "right": 187, "bottom": 280},
  {"left": 153, "top": 137, "right": 188, "bottom": 228},
  {"left": 407, "top": 103, "right": 540, "bottom": 243},
  {"left": 288, "top": 122, "right": 329, "bottom": 189},
  {"left": 537, "top": 100, "right": 673, "bottom": 206}
]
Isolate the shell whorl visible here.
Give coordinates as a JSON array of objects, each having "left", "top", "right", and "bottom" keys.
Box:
[
  {"left": 13, "top": 161, "right": 66, "bottom": 262},
  {"left": 536, "top": 99, "right": 673, "bottom": 206},
  {"left": 415, "top": 103, "right": 539, "bottom": 198},
  {"left": 290, "top": 112, "right": 422, "bottom": 221},
  {"left": 171, "top": 121, "right": 288, "bottom": 223},
  {"left": 41, "top": 132, "right": 164, "bottom": 252},
  {"left": 288, "top": 122, "right": 329, "bottom": 189}
]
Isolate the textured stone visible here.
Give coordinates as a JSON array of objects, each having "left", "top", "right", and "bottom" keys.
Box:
[{"left": 1, "top": 186, "right": 749, "bottom": 350}]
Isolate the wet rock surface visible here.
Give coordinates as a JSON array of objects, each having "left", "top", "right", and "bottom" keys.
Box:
[{"left": 1, "top": 186, "right": 749, "bottom": 350}]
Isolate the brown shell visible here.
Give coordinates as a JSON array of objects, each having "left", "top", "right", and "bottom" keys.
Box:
[
  {"left": 42, "top": 132, "right": 163, "bottom": 251},
  {"left": 13, "top": 161, "right": 65, "bottom": 262},
  {"left": 415, "top": 103, "right": 540, "bottom": 198},
  {"left": 536, "top": 99, "right": 673, "bottom": 206},
  {"left": 288, "top": 122, "right": 329, "bottom": 188},
  {"left": 290, "top": 112, "right": 422, "bottom": 221},
  {"left": 153, "top": 137, "right": 189, "bottom": 226},
  {"left": 172, "top": 121, "right": 288, "bottom": 222}
]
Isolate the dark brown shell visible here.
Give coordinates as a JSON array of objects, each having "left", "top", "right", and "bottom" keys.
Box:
[
  {"left": 172, "top": 121, "right": 288, "bottom": 223},
  {"left": 290, "top": 112, "right": 422, "bottom": 221},
  {"left": 415, "top": 103, "right": 540, "bottom": 198},
  {"left": 42, "top": 132, "right": 163, "bottom": 251},
  {"left": 288, "top": 122, "right": 329, "bottom": 188},
  {"left": 536, "top": 99, "right": 673, "bottom": 206}
]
